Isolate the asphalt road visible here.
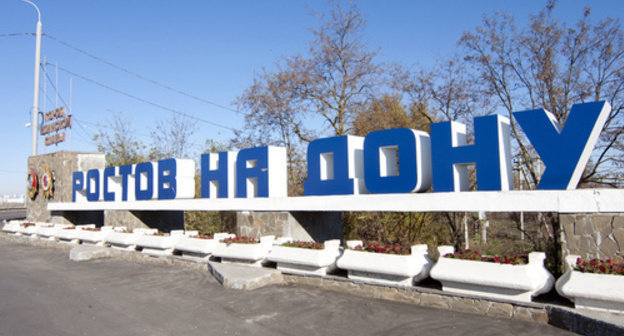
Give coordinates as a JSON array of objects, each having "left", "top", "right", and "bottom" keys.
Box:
[
  {"left": 0, "top": 208, "right": 26, "bottom": 221},
  {"left": 0, "top": 240, "right": 576, "bottom": 336}
]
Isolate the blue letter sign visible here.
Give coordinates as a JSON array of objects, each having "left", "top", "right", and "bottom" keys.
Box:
[
  {"left": 363, "top": 128, "right": 432, "bottom": 193},
  {"left": 513, "top": 101, "right": 611, "bottom": 190},
  {"left": 201, "top": 151, "right": 237, "bottom": 198},
  {"left": 430, "top": 115, "right": 513, "bottom": 192},
  {"left": 304, "top": 135, "right": 366, "bottom": 196}
]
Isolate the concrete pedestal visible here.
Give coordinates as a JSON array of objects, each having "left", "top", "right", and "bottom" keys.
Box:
[
  {"left": 27, "top": 151, "right": 105, "bottom": 225},
  {"left": 236, "top": 211, "right": 343, "bottom": 242}
]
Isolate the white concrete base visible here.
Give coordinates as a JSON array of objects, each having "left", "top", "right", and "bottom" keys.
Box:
[
  {"left": 267, "top": 239, "right": 342, "bottom": 276},
  {"left": 1, "top": 220, "right": 22, "bottom": 233},
  {"left": 140, "top": 247, "right": 175, "bottom": 257},
  {"left": 174, "top": 233, "right": 234, "bottom": 256},
  {"left": 438, "top": 280, "right": 533, "bottom": 302},
  {"left": 430, "top": 246, "right": 554, "bottom": 303},
  {"left": 177, "top": 251, "right": 212, "bottom": 263},
  {"left": 220, "top": 257, "right": 264, "bottom": 267},
  {"left": 556, "top": 255, "right": 624, "bottom": 314},
  {"left": 347, "top": 270, "right": 414, "bottom": 286},
  {"left": 109, "top": 244, "right": 137, "bottom": 251},
  {"left": 212, "top": 235, "right": 275, "bottom": 266},
  {"left": 276, "top": 262, "right": 332, "bottom": 276},
  {"left": 58, "top": 238, "right": 80, "bottom": 245},
  {"left": 337, "top": 242, "right": 433, "bottom": 287},
  {"left": 48, "top": 189, "right": 624, "bottom": 213}
]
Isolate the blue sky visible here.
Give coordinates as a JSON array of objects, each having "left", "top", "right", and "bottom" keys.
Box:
[{"left": 1, "top": 0, "right": 622, "bottom": 196}]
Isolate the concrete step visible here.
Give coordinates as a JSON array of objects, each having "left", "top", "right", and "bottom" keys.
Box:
[
  {"left": 208, "top": 261, "right": 283, "bottom": 290},
  {"left": 69, "top": 245, "right": 112, "bottom": 261}
]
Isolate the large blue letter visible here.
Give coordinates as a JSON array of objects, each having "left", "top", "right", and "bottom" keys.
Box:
[
  {"left": 430, "top": 115, "right": 512, "bottom": 192},
  {"left": 158, "top": 159, "right": 177, "bottom": 200},
  {"left": 135, "top": 162, "right": 153, "bottom": 200},
  {"left": 513, "top": 101, "right": 611, "bottom": 189},
  {"left": 201, "top": 152, "right": 233, "bottom": 198},
  {"left": 236, "top": 147, "right": 269, "bottom": 198},
  {"left": 103, "top": 166, "right": 116, "bottom": 201},
  {"left": 118, "top": 165, "right": 133, "bottom": 201},
  {"left": 72, "top": 171, "right": 84, "bottom": 202},
  {"left": 304, "top": 135, "right": 365, "bottom": 196},
  {"left": 363, "top": 128, "right": 432, "bottom": 193},
  {"left": 86, "top": 169, "right": 100, "bottom": 202}
]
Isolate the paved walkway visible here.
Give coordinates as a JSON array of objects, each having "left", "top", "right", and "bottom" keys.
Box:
[{"left": 0, "top": 240, "right": 576, "bottom": 336}]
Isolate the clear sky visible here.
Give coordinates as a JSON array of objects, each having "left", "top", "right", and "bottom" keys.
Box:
[{"left": 1, "top": 0, "right": 622, "bottom": 196}]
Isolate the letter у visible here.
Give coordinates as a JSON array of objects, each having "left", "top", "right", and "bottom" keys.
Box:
[{"left": 513, "top": 101, "right": 611, "bottom": 190}]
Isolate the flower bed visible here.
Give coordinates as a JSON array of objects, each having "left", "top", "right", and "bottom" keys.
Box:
[
  {"left": 267, "top": 239, "right": 342, "bottom": 276},
  {"left": 2, "top": 220, "right": 23, "bottom": 234},
  {"left": 556, "top": 255, "right": 624, "bottom": 313},
  {"left": 430, "top": 246, "right": 554, "bottom": 303},
  {"left": 212, "top": 235, "right": 275, "bottom": 267},
  {"left": 443, "top": 249, "right": 528, "bottom": 264},
  {"left": 32, "top": 223, "right": 55, "bottom": 239},
  {"left": 16, "top": 222, "right": 38, "bottom": 237},
  {"left": 36, "top": 223, "right": 74, "bottom": 241},
  {"left": 53, "top": 224, "right": 96, "bottom": 243},
  {"left": 174, "top": 232, "right": 235, "bottom": 260},
  {"left": 136, "top": 230, "right": 185, "bottom": 256},
  {"left": 336, "top": 240, "right": 433, "bottom": 286},
  {"left": 74, "top": 226, "right": 114, "bottom": 246},
  {"left": 105, "top": 227, "right": 154, "bottom": 251}
]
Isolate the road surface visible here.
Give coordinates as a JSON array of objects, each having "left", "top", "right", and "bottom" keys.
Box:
[{"left": 0, "top": 240, "right": 576, "bottom": 336}]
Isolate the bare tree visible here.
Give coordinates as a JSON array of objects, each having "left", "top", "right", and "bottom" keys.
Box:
[
  {"left": 235, "top": 1, "right": 384, "bottom": 195},
  {"left": 460, "top": 5, "right": 624, "bottom": 188},
  {"left": 234, "top": 69, "right": 309, "bottom": 195},
  {"left": 293, "top": 1, "right": 382, "bottom": 136},
  {"left": 236, "top": 1, "right": 383, "bottom": 141},
  {"left": 149, "top": 114, "right": 198, "bottom": 160},
  {"left": 93, "top": 112, "right": 146, "bottom": 167}
]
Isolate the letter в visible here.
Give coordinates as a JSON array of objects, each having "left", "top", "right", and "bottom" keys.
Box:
[{"left": 135, "top": 162, "right": 154, "bottom": 200}]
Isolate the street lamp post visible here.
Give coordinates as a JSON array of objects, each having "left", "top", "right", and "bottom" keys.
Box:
[{"left": 23, "top": 0, "right": 42, "bottom": 156}]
